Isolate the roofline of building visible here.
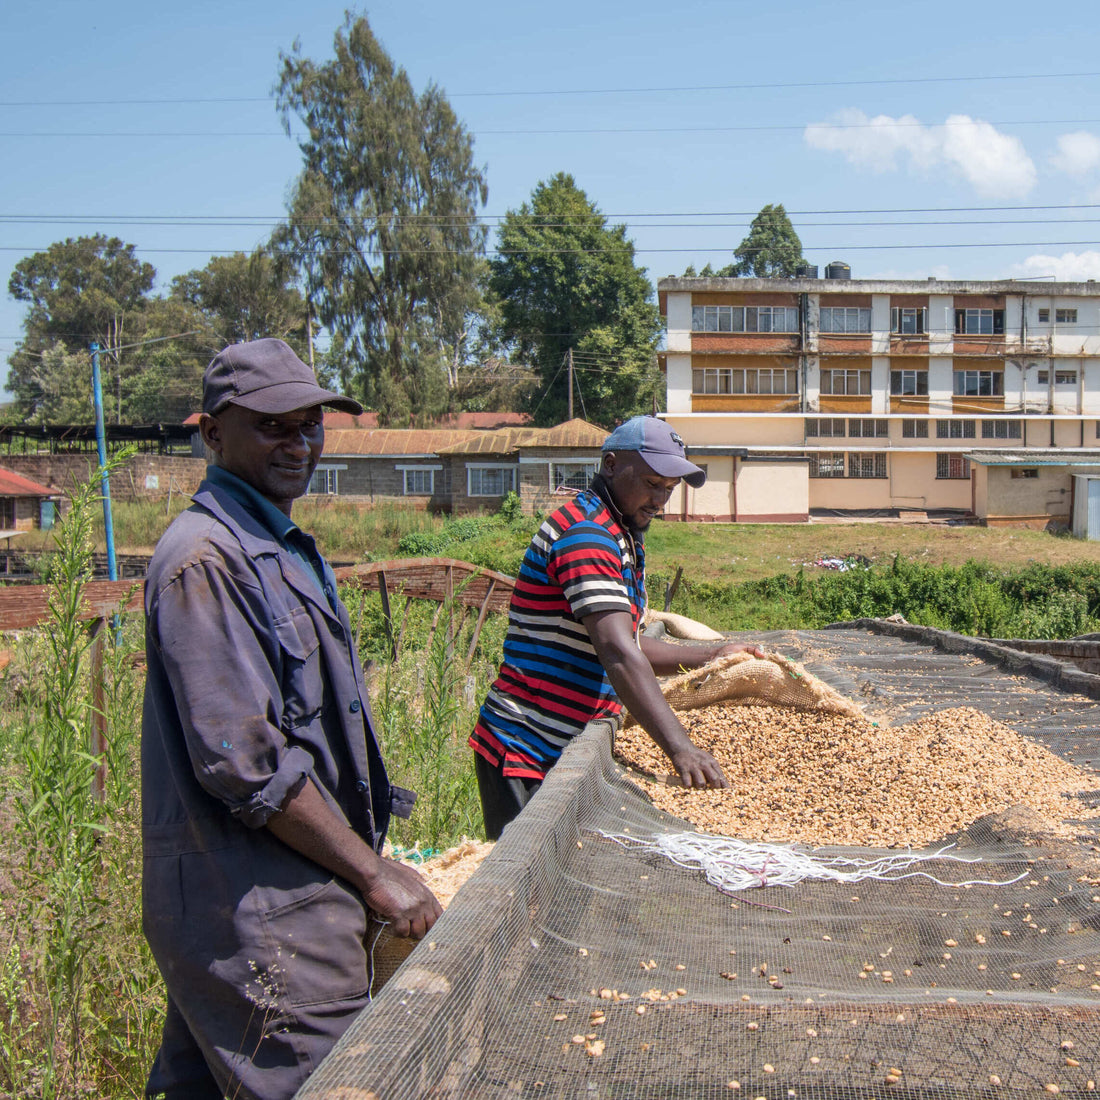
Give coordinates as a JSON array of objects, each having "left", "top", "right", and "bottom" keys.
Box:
[
  {"left": 658, "top": 277, "right": 1100, "bottom": 295},
  {"left": 661, "top": 411, "right": 1100, "bottom": 420}
]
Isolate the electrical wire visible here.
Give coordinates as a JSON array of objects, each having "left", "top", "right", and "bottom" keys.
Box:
[
  {"left": 3, "top": 68, "right": 1098, "bottom": 107},
  {"left": 4, "top": 115, "right": 1100, "bottom": 139}
]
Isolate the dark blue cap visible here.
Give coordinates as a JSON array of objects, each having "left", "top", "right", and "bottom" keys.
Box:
[
  {"left": 203, "top": 338, "right": 363, "bottom": 416},
  {"left": 601, "top": 415, "right": 706, "bottom": 488}
]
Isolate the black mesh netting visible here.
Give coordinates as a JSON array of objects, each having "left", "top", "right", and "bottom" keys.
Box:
[{"left": 297, "top": 623, "right": 1100, "bottom": 1098}]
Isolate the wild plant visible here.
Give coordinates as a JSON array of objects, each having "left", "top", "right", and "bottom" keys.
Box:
[{"left": 6, "top": 451, "right": 144, "bottom": 1096}]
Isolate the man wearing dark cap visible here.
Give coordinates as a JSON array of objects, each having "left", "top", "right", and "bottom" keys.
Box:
[
  {"left": 469, "top": 414, "right": 764, "bottom": 840},
  {"left": 142, "top": 338, "right": 441, "bottom": 1099}
]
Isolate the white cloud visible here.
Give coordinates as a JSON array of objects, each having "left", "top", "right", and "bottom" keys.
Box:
[
  {"left": 1007, "top": 251, "right": 1100, "bottom": 282},
  {"left": 804, "top": 110, "right": 1036, "bottom": 199},
  {"left": 1050, "top": 131, "right": 1100, "bottom": 177}
]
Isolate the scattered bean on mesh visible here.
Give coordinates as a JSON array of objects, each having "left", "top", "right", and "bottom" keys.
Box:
[{"left": 614, "top": 704, "right": 1094, "bottom": 849}]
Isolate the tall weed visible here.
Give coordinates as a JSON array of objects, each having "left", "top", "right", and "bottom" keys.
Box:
[{"left": 0, "top": 455, "right": 162, "bottom": 1098}]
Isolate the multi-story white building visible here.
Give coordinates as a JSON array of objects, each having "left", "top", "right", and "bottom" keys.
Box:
[{"left": 658, "top": 272, "right": 1100, "bottom": 532}]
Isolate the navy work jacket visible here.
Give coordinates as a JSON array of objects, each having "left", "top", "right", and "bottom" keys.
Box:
[{"left": 142, "top": 477, "right": 414, "bottom": 964}]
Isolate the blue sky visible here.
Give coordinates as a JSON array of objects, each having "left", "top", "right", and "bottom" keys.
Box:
[{"left": 4, "top": 0, "right": 1100, "bottom": 386}]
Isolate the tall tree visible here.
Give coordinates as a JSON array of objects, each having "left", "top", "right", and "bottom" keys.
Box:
[
  {"left": 7, "top": 235, "right": 156, "bottom": 421},
  {"left": 273, "top": 13, "right": 488, "bottom": 426},
  {"left": 489, "top": 173, "right": 662, "bottom": 427},
  {"left": 730, "top": 204, "right": 805, "bottom": 277},
  {"left": 170, "top": 250, "right": 311, "bottom": 358}
]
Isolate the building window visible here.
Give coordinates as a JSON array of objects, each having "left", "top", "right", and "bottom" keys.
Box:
[
  {"left": 552, "top": 462, "right": 598, "bottom": 492},
  {"left": 468, "top": 465, "right": 517, "bottom": 497},
  {"left": 890, "top": 307, "right": 927, "bottom": 335},
  {"left": 805, "top": 418, "right": 845, "bottom": 438},
  {"left": 1011, "top": 468, "right": 1039, "bottom": 479},
  {"left": 954, "top": 308, "right": 1005, "bottom": 335},
  {"left": 809, "top": 453, "right": 846, "bottom": 478},
  {"left": 819, "top": 307, "right": 871, "bottom": 333},
  {"left": 902, "top": 419, "right": 929, "bottom": 438},
  {"left": 0, "top": 499, "right": 15, "bottom": 528},
  {"left": 936, "top": 454, "right": 971, "bottom": 479},
  {"left": 848, "top": 453, "right": 887, "bottom": 478},
  {"left": 692, "top": 367, "right": 798, "bottom": 394},
  {"left": 402, "top": 468, "right": 435, "bottom": 495},
  {"left": 937, "top": 419, "right": 976, "bottom": 439},
  {"left": 1038, "top": 308, "right": 1050, "bottom": 322},
  {"left": 691, "top": 305, "right": 799, "bottom": 333},
  {"left": 981, "top": 419, "right": 1022, "bottom": 440},
  {"left": 308, "top": 466, "right": 339, "bottom": 494},
  {"left": 890, "top": 369, "right": 928, "bottom": 396},
  {"left": 953, "top": 370, "right": 1004, "bottom": 397},
  {"left": 1056, "top": 308, "right": 1078, "bottom": 323},
  {"left": 820, "top": 369, "right": 871, "bottom": 395},
  {"left": 848, "top": 418, "right": 888, "bottom": 438},
  {"left": 1037, "top": 369, "right": 1077, "bottom": 385}
]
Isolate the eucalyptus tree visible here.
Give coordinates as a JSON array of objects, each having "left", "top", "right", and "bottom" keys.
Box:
[{"left": 273, "top": 13, "right": 488, "bottom": 425}]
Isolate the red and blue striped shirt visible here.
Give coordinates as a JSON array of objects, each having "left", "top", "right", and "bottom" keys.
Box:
[{"left": 470, "top": 483, "right": 645, "bottom": 780}]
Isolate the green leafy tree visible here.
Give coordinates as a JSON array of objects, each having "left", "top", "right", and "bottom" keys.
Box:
[
  {"left": 730, "top": 203, "right": 805, "bottom": 277},
  {"left": 273, "top": 13, "right": 488, "bottom": 426},
  {"left": 170, "top": 250, "right": 311, "bottom": 358},
  {"left": 7, "top": 235, "right": 156, "bottom": 420},
  {"left": 489, "top": 173, "right": 662, "bottom": 427}
]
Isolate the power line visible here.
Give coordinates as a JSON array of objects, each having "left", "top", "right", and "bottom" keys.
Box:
[
  {"left": 7, "top": 241, "right": 1100, "bottom": 257},
  {"left": 3, "top": 69, "right": 1098, "bottom": 107},
  {"left": 9, "top": 214, "right": 1100, "bottom": 232},
  {"left": 3, "top": 116, "right": 1100, "bottom": 140},
  {"left": 5, "top": 203, "right": 1100, "bottom": 219}
]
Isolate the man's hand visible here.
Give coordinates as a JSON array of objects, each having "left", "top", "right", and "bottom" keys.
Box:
[
  {"left": 362, "top": 858, "right": 443, "bottom": 940},
  {"left": 669, "top": 745, "right": 729, "bottom": 789},
  {"left": 715, "top": 642, "right": 767, "bottom": 660}
]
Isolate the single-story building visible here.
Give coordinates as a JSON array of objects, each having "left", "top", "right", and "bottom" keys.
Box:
[
  {"left": 0, "top": 467, "right": 61, "bottom": 533},
  {"left": 435, "top": 419, "right": 608, "bottom": 514},
  {"left": 967, "top": 449, "right": 1100, "bottom": 533}
]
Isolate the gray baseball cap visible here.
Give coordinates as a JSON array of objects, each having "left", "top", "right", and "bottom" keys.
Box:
[
  {"left": 602, "top": 415, "right": 706, "bottom": 488},
  {"left": 202, "top": 338, "right": 363, "bottom": 416}
]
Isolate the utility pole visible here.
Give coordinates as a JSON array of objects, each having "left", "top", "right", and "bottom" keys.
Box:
[
  {"left": 567, "top": 347, "right": 574, "bottom": 419},
  {"left": 306, "top": 297, "right": 315, "bottom": 369},
  {"left": 90, "top": 343, "right": 118, "bottom": 583}
]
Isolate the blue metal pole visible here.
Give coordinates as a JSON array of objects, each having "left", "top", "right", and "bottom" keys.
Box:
[{"left": 90, "top": 343, "right": 118, "bottom": 582}]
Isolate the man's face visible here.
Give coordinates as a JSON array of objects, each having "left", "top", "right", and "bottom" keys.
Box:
[
  {"left": 200, "top": 403, "right": 324, "bottom": 516},
  {"left": 601, "top": 451, "right": 680, "bottom": 533}
]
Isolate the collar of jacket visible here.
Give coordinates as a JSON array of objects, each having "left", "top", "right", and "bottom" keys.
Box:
[{"left": 192, "top": 479, "right": 342, "bottom": 624}]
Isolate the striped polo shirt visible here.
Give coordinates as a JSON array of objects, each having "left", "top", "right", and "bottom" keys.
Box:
[{"left": 469, "top": 480, "right": 646, "bottom": 780}]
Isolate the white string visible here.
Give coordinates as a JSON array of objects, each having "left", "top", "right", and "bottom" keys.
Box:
[{"left": 598, "top": 830, "right": 1028, "bottom": 894}]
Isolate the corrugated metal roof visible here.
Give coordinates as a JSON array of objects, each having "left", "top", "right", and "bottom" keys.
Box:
[
  {"left": 323, "top": 429, "right": 483, "bottom": 457},
  {"left": 436, "top": 418, "right": 606, "bottom": 455},
  {"left": 0, "top": 467, "right": 57, "bottom": 497},
  {"left": 182, "top": 410, "right": 531, "bottom": 430},
  {"left": 966, "top": 449, "right": 1100, "bottom": 466}
]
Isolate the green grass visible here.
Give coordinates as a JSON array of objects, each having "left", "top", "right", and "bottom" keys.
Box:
[{"left": 7, "top": 494, "right": 1100, "bottom": 1096}]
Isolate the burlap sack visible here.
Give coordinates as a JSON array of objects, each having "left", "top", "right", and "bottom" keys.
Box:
[
  {"left": 643, "top": 608, "right": 725, "bottom": 641},
  {"left": 626, "top": 651, "right": 863, "bottom": 725}
]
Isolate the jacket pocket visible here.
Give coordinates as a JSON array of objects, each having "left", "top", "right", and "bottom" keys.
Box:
[
  {"left": 260, "top": 876, "right": 370, "bottom": 1007},
  {"left": 273, "top": 605, "right": 324, "bottom": 728}
]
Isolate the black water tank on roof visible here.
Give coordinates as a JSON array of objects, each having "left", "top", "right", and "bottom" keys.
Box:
[
  {"left": 824, "top": 261, "right": 851, "bottom": 280},
  {"left": 795, "top": 263, "right": 819, "bottom": 278}
]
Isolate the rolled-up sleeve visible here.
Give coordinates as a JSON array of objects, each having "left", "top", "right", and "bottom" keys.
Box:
[{"left": 150, "top": 553, "right": 315, "bottom": 828}]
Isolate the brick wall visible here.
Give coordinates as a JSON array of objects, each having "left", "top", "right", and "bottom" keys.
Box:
[{"left": 0, "top": 454, "right": 206, "bottom": 501}]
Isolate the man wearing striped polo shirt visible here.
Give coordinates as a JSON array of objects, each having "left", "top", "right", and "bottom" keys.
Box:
[{"left": 470, "top": 415, "right": 764, "bottom": 839}]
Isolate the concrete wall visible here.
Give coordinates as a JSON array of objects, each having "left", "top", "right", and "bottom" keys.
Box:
[
  {"left": 977, "top": 464, "right": 1073, "bottom": 525},
  {"left": 736, "top": 461, "right": 809, "bottom": 522}
]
